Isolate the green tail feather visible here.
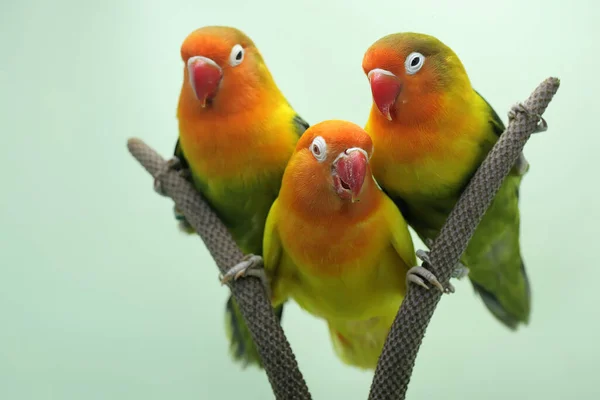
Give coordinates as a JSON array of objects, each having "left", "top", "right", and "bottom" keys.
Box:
[
  {"left": 461, "top": 173, "right": 532, "bottom": 329},
  {"left": 402, "top": 169, "right": 532, "bottom": 329},
  {"left": 470, "top": 261, "right": 531, "bottom": 329},
  {"left": 391, "top": 92, "right": 532, "bottom": 329},
  {"left": 458, "top": 91, "right": 532, "bottom": 328},
  {"left": 224, "top": 295, "right": 284, "bottom": 368}
]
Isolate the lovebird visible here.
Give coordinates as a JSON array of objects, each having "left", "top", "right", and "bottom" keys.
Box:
[
  {"left": 155, "top": 26, "right": 309, "bottom": 367},
  {"left": 361, "top": 32, "right": 531, "bottom": 329},
  {"left": 262, "top": 120, "right": 417, "bottom": 369}
]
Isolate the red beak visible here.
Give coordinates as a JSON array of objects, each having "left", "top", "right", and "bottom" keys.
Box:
[
  {"left": 187, "top": 56, "right": 223, "bottom": 107},
  {"left": 333, "top": 148, "right": 368, "bottom": 202},
  {"left": 367, "top": 68, "right": 402, "bottom": 121}
]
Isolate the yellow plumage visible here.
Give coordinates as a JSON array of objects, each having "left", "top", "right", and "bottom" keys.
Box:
[{"left": 263, "top": 120, "right": 416, "bottom": 369}]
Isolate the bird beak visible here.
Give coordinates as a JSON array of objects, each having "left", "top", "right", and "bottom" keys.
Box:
[
  {"left": 333, "top": 148, "right": 369, "bottom": 203},
  {"left": 367, "top": 68, "right": 402, "bottom": 121},
  {"left": 187, "top": 56, "right": 223, "bottom": 107}
]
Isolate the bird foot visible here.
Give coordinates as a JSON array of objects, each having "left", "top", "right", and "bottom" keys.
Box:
[
  {"left": 219, "top": 254, "right": 270, "bottom": 298},
  {"left": 407, "top": 249, "right": 464, "bottom": 294},
  {"left": 508, "top": 102, "right": 548, "bottom": 133},
  {"left": 407, "top": 265, "right": 448, "bottom": 293},
  {"left": 153, "top": 156, "right": 187, "bottom": 196}
]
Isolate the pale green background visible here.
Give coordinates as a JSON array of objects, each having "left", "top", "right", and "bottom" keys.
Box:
[{"left": 1, "top": 0, "right": 597, "bottom": 399}]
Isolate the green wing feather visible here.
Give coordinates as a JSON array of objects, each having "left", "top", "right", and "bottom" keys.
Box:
[
  {"left": 401, "top": 91, "right": 531, "bottom": 329},
  {"left": 463, "top": 91, "right": 531, "bottom": 329},
  {"left": 222, "top": 113, "right": 308, "bottom": 367}
]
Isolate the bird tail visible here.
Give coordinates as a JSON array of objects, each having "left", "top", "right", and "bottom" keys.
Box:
[
  {"left": 464, "top": 174, "right": 532, "bottom": 329},
  {"left": 327, "top": 319, "right": 390, "bottom": 370},
  {"left": 470, "top": 260, "right": 531, "bottom": 329},
  {"left": 224, "top": 295, "right": 284, "bottom": 368}
]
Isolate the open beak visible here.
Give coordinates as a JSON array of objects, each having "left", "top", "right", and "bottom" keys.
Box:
[
  {"left": 333, "top": 148, "right": 368, "bottom": 202},
  {"left": 367, "top": 68, "right": 402, "bottom": 121},
  {"left": 187, "top": 56, "right": 223, "bottom": 107}
]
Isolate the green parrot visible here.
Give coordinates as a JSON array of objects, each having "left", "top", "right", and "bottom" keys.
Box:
[
  {"left": 156, "top": 26, "right": 309, "bottom": 366},
  {"left": 361, "top": 32, "right": 531, "bottom": 329}
]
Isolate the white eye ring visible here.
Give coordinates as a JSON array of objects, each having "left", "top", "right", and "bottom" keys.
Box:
[
  {"left": 310, "top": 136, "right": 327, "bottom": 162},
  {"left": 229, "top": 44, "right": 244, "bottom": 67},
  {"left": 405, "top": 52, "right": 425, "bottom": 75}
]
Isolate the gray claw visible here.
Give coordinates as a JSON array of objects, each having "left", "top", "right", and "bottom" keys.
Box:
[
  {"left": 508, "top": 103, "right": 548, "bottom": 134},
  {"left": 415, "top": 249, "right": 431, "bottom": 264},
  {"left": 410, "top": 249, "right": 464, "bottom": 294},
  {"left": 407, "top": 266, "right": 444, "bottom": 292},
  {"left": 153, "top": 156, "right": 182, "bottom": 196},
  {"left": 407, "top": 272, "right": 431, "bottom": 290},
  {"left": 219, "top": 255, "right": 270, "bottom": 298}
]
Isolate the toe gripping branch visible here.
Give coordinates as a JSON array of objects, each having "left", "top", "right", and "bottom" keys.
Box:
[
  {"left": 409, "top": 237, "right": 470, "bottom": 295},
  {"left": 153, "top": 156, "right": 191, "bottom": 196},
  {"left": 413, "top": 249, "right": 455, "bottom": 294},
  {"left": 406, "top": 101, "right": 548, "bottom": 297},
  {"left": 508, "top": 102, "right": 548, "bottom": 133},
  {"left": 220, "top": 254, "right": 272, "bottom": 300}
]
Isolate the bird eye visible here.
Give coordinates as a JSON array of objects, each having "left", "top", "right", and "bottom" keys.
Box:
[
  {"left": 310, "top": 136, "right": 327, "bottom": 162},
  {"left": 229, "top": 44, "right": 244, "bottom": 67},
  {"left": 405, "top": 52, "right": 425, "bottom": 75}
]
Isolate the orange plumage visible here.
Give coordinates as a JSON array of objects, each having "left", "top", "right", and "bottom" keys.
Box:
[
  {"left": 362, "top": 32, "right": 531, "bottom": 328},
  {"left": 177, "top": 26, "right": 302, "bottom": 184},
  {"left": 170, "top": 26, "right": 309, "bottom": 368}
]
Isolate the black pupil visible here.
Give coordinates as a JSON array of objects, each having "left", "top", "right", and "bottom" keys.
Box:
[
  {"left": 313, "top": 145, "right": 320, "bottom": 154},
  {"left": 236, "top": 51, "right": 242, "bottom": 60},
  {"left": 411, "top": 57, "right": 420, "bottom": 67}
]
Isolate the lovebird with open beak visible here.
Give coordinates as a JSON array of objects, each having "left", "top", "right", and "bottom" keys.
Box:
[{"left": 263, "top": 120, "right": 416, "bottom": 369}]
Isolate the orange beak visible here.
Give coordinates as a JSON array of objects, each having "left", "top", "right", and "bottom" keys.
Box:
[
  {"left": 333, "top": 148, "right": 368, "bottom": 202},
  {"left": 367, "top": 68, "right": 402, "bottom": 121},
  {"left": 187, "top": 56, "right": 223, "bottom": 107}
]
